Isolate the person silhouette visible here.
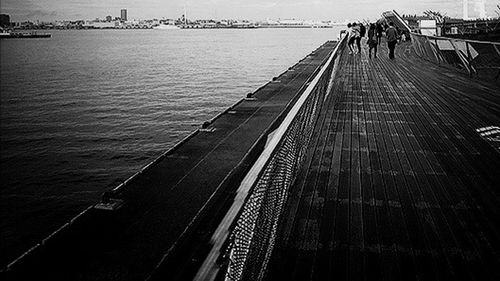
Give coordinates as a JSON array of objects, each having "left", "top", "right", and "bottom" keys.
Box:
[
  {"left": 367, "top": 23, "right": 378, "bottom": 59},
  {"left": 386, "top": 22, "right": 398, "bottom": 59}
]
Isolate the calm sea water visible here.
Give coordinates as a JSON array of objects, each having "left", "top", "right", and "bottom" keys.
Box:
[{"left": 0, "top": 28, "right": 341, "bottom": 264}]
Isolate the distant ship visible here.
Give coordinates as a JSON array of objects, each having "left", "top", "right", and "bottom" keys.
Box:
[
  {"left": 0, "top": 28, "right": 51, "bottom": 38},
  {"left": 153, "top": 24, "right": 180, "bottom": 30}
]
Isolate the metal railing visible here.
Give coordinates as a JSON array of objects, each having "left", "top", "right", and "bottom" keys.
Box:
[
  {"left": 224, "top": 37, "right": 345, "bottom": 281},
  {"left": 410, "top": 33, "right": 500, "bottom": 80},
  {"left": 193, "top": 35, "right": 346, "bottom": 281},
  {"left": 383, "top": 10, "right": 500, "bottom": 81},
  {"left": 382, "top": 10, "right": 412, "bottom": 33}
]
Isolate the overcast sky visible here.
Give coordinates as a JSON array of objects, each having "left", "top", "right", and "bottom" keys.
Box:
[{"left": 1, "top": 0, "right": 498, "bottom": 22}]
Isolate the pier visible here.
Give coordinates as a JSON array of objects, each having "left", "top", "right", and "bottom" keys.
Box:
[
  {"left": 3, "top": 11, "right": 500, "bottom": 281},
  {"left": 264, "top": 38, "right": 500, "bottom": 281}
]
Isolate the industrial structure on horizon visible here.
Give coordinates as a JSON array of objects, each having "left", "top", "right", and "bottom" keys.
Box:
[
  {"left": 120, "top": 9, "right": 127, "bottom": 22},
  {"left": 462, "top": 0, "right": 487, "bottom": 20}
]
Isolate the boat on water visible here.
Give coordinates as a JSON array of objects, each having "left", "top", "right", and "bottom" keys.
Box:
[
  {"left": 153, "top": 23, "right": 180, "bottom": 30},
  {"left": 0, "top": 28, "right": 51, "bottom": 39}
]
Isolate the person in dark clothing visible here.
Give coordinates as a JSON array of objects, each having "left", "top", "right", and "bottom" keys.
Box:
[
  {"left": 386, "top": 22, "right": 398, "bottom": 59},
  {"left": 359, "top": 23, "right": 366, "bottom": 54},
  {"left": 367, "top": 23, "right": 378, "bottom": 59},
  {"left": 347, "top": 23, "right": 355, "bottom": 54},
  {"left": 360, "top": 24, "right": 366, "bottom": 38},
  {"left": 353, "top": 22, "right": 361, "bottom": 54},
  {"left": 376, "top": 23, "right": 383, "bottom": 44}
]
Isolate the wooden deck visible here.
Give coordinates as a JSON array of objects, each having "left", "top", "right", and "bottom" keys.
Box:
[{"left": 265, "top": 39, "right": 500, "bottom": 281}]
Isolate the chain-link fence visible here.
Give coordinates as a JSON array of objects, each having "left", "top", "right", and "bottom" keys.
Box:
[{"left": 223, "top": 37, "right": 346, "bottom": 281}]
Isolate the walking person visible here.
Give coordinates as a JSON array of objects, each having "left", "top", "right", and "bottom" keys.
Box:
[
  {"left": 367, "top": 23, "right": 378, "bottom": 59},
  {"left": 359, "top": 23, "right": 366, "bottom": 53},
  {"left": 360, "top": 23, "right": 366, "bottom": 38},
  {"left": 386, "top": 22, "right": 398, "bottom": 59},
  {"left": 376, "top": 23, "right": 383, "bottom": 44},
  {"left": 353, "top": 22, "right": 361, "bottom": 54},
  {"left": 401, "top": 31, "right": 407, "bottom": 42},
  {"left": 347, "top": 23, "right": 356, "bottom": 55}
]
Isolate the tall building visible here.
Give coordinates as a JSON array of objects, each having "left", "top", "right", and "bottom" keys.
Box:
[
  {"left": 0, "top": 14, "right": 10, "bottom": 27},
  {"left": 121, "top": 9, "right": 127, "bottom": 21},
  {"left": 463, "top": 0, "right": 486, "bottom": 20}
]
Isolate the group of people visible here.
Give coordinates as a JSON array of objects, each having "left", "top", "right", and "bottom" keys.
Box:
[
  {"left": 346, "top": 21, "right": 400, "bottom": 59},
  {"left": 346, "top": 22, "right": 366, "bottom": 55}
]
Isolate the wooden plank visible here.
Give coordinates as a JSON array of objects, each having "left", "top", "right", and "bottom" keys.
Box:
[{"left": 266, "top": 38, "right": 500, "bottom": 281}]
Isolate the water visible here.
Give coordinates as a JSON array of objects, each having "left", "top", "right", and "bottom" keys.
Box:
[{"left": 0, "top": 27, "right": 341, "bottom": 264}]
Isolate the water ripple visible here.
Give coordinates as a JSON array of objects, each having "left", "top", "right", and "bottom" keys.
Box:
[{"left": 0, "top": 28, "right": 341, "bottom": 263}]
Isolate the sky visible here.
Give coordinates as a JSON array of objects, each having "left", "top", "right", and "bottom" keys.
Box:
[{"left": 0, "top": 0, "right": 498, "bottom": 22}]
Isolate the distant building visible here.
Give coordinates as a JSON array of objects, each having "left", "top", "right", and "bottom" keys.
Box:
[
  {"left": 420, "top": 19, "right": 437, "bottom": 36},
  {"left": 159, "top": 19, "right": 176, "bottom": 25},
  {"left": 442, "top": 18, "right": 500, "bottom": 36},
  {"left": 278, "top": 19, "right": 305, "bottom": 26},
  {"left": 121, "top": 9, "right": 127, "bottom": 21},
  {"left": 402, "top": 15, "right": 437, "bottom": 35},
  {"left": 0, "top": 14, "right": 10, "bottom": 27},
  {"left": 84, "top": 21, "right": 118, "bottom": 29},
  {"left": 106, "top": 15, "right": 112, "bottom": 22}
]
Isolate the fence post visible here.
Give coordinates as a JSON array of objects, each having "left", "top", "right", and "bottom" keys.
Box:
[
  {"left": 449, "top": 39, "right": 473, "bottom": 76},
  {"left": 434, "top": 38, "right": 441, "bottom": 64}
]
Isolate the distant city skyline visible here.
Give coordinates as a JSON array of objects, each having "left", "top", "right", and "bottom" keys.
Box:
[{"left": 1, "top": 0, "right": 498, "bottom": 22}]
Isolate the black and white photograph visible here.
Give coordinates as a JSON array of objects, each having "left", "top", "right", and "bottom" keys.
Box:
[{"left": 1, "top": 1, "right": 500, "bottom": 280}]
